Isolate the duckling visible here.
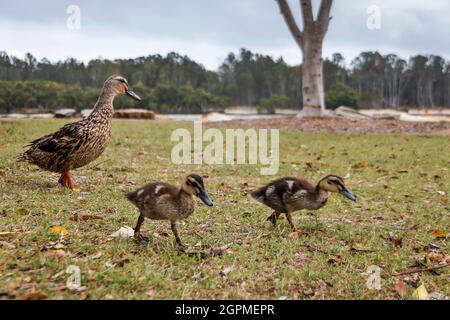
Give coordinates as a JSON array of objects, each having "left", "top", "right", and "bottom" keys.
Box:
[
  {"left": 18, "top": 75, "right": 141, "bottom": 189},
  {"left": 251, "top": 175, "right": 356, "bottom": 232},
  {"left": 125, "top": 174, "right": 213, "bottom": 248}
]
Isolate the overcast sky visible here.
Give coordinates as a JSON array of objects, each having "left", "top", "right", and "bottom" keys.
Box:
[{"left": 1, "top": 0, "right": 449, "bottom": 70}]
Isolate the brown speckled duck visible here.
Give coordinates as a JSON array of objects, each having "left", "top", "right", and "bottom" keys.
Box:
[
  {"left": 18, "top": 75, "right": 141, "bottom": 189},
  {"left": 126, "top": 174, "right": 213, "bottom": 248},
  {"left": 251, "top": 175, "right": 356, "bottom": 232}
]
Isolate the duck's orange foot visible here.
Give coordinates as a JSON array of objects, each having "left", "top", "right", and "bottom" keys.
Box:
[{"left": 58, "top": 171, "right": 75, "bottom": 189}]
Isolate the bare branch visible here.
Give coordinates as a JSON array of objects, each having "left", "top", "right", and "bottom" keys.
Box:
[
  {"left": 275, "top": 0, "right": 304, "bottom": 48},
  {"left": 300, "top": 0, "right": 314, "bottom": 28},
  {"left": 316, "top": 0, "right": 333, "bottom": 37}
]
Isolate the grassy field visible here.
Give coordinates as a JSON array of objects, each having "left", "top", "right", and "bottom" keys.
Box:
[{"left": 0, "top": 119, "right": 448, "bottom": 300}]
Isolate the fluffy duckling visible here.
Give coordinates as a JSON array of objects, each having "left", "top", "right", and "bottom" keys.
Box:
[
  {"left": 126, "top": 174, "right": 213, "bottom": 248},
  {"left": 18, "top": 75, "right": 141, "bottom": 189},
  {"left": 251, "top": 175, "right": 356, "bottom": 231}
]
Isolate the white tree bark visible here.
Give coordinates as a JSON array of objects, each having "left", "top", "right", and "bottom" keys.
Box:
[
  {"left": 276, "top": 0, "right": 333, "bottom": 117},
  {"left": 301, "top": 36, "right": 325, "bottom": 116}
]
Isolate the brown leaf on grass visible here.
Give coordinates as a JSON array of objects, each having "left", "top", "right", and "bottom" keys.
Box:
[
  {"left": 358, "top": 160, "right": 368, "bottom": 168},
  {"left": 394, "top": 281, "right": 407, "bottom": 298},
  {"left": 390, "top": 237, "right": 403, "bottom": 248},
  {"left": 381, "top": 235, "right": 403, "bottom": 248},
  {"left": 226, "top": 248, "right": 235, "bottom": 255},
  {"left": 40, "top": 250, "right": 69, "bottom": 257},
  {"left": 19, "top": 291, "right": 47, "bottom": 300},
  {"left": 70, "top": 214, "right": 104, "bottom": 221},
  {"left": 289, "top": 231, "right": 303, "bottom": 240},
  {"left": 327, "top": 255, "right": 343, "bottom": 265},
  {"left": 426, "top": 252, "right": 444, "bottom": 263},
  {"left": 431, "top": 229, "right": 447, "bottom": 239}
]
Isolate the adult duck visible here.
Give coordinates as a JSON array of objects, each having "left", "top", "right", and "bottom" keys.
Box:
[{"left": 18, "top": 75, "right": 141, "bottom": 189}]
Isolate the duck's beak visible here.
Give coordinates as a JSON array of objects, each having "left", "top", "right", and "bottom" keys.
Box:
[
  {"left": 340, "top": 187, "right": 357, "bottom": 201},
  {"left": 197, "top": 190, "right": 213, "bottom": 206},
  {"left": 126, "top": 88, "right": 141, "bottom": 101}
]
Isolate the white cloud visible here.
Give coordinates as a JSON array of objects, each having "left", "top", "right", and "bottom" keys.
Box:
[{"left": 1, "top": 0, "right": 449, "bottom": 70}]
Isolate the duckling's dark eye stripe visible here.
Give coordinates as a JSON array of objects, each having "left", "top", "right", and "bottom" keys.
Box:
[
  {"left": 331, "top": 180, "right": 345, "bottom": 189},
  {"left": 187, "top": 179, "right": 202, "bottom": 190}
]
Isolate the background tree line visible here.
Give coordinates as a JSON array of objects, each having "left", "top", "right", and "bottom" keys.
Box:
[{"left": 0, "top": 49, "right": 448, "bottom": 113}]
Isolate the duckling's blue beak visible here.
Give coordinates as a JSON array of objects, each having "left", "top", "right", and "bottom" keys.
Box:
[
  {"left": 197, "top": 190, "right": 213, "bottom": 206},
  {"left": 126, "top": 88, "right": 141, "bottom": 101},
  {"left": 340, "top": 187, "right": 357, "bottom": 202}
]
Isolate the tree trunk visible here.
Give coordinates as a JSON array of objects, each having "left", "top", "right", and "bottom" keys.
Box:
[
  {"left": 275, "top": 0, "right": 333, "bottom": 117},
  {"left": 299, "top": 39, "right": 325, "bottom": 117}
]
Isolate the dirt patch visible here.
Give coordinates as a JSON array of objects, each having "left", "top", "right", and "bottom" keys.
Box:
[{"left": 206, "top": 116, "right": 450, "bottom": 134}]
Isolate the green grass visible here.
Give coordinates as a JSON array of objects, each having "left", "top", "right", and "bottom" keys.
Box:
[{"left": 0, "top": 119, "right": 448, "bottom": 300}]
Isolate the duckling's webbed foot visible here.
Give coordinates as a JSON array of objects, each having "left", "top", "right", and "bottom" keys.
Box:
[
  {"left": 135, "top": 233, "right": 150, "bottom": 244},
  {"left": 267, "top": 212, "right": 280, "bottom": 226},
  {"left": 134, "top": 215, "right": 148, "bottom": 244}
]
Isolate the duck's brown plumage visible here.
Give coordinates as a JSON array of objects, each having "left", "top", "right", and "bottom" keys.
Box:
[
  {"left": 18, "top": 75, "right": 140, "bottom": 188},
  {"left": 126, "top": 174, "right": 213, "bottom": 248},
  {"left": 251, "top": 175, "right": 356, "bottom": 231},
  {"left": 251, "top": 176, "right": 327, "bottom": 213},
  {"left": 126, "top": 182, "right": 196, "bottom": 221}
]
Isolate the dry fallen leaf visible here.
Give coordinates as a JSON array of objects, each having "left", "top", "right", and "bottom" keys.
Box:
[
  {"left": 412, "top": 284, "right": 429, "bottom": 300},
  {"left": 426, "top": 252, "right": 444, "bottom": 263},
  {"left": 431, "top": 229, "right": 447, "bottom": 239},
  {"left": 389, "top": 236, "right": 403, "bottom": 248},
  {"left": 226, "top": 248, "right": 235, "bottom": 255},
  {"left": 327, "top": 255, "right": 343, "bottom": 265},
  {"left": 289, "top": 231, "right": 303, "bottom": 240},
  {"left": 70, "top": 214, "right": 104, "bottom": 221},
  {"left": 40, "top": 250, "right": 69, "bottom": 257},
  {"left": 358, "top": 160, "right": 368, "bottom": 168},
  {"left": 49, "top": 226, "right": 68, "bottom": 236},
  {"left": 394, "top": 281, "right": 407, "bottom": 298},
  {"left": 20, "top": 291, "right": 48, "bottom": 300}
]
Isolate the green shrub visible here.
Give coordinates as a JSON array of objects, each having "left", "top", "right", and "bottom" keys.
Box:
[
  {"left": 258, "top": 95, "right": 289, "bottom": 114},
  {"left": 325, "top": 83, "right": 359, "bottom": 110}
]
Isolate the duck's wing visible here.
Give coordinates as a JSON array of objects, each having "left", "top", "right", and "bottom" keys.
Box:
[
  {"left": 126, "top": 182, "right": 177, "bottom": 209},
  {"left": 282, "top": 178, "right": 315, "bottom": 207},
  {"left": 250, "top": 178, "right": 292, "bottom": 213},
  {"left": 26, "top": 119, "right": 87, "bottom": 153},
  {"left": 251, "top": 177, "right": 315, "bottom": 213}
]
